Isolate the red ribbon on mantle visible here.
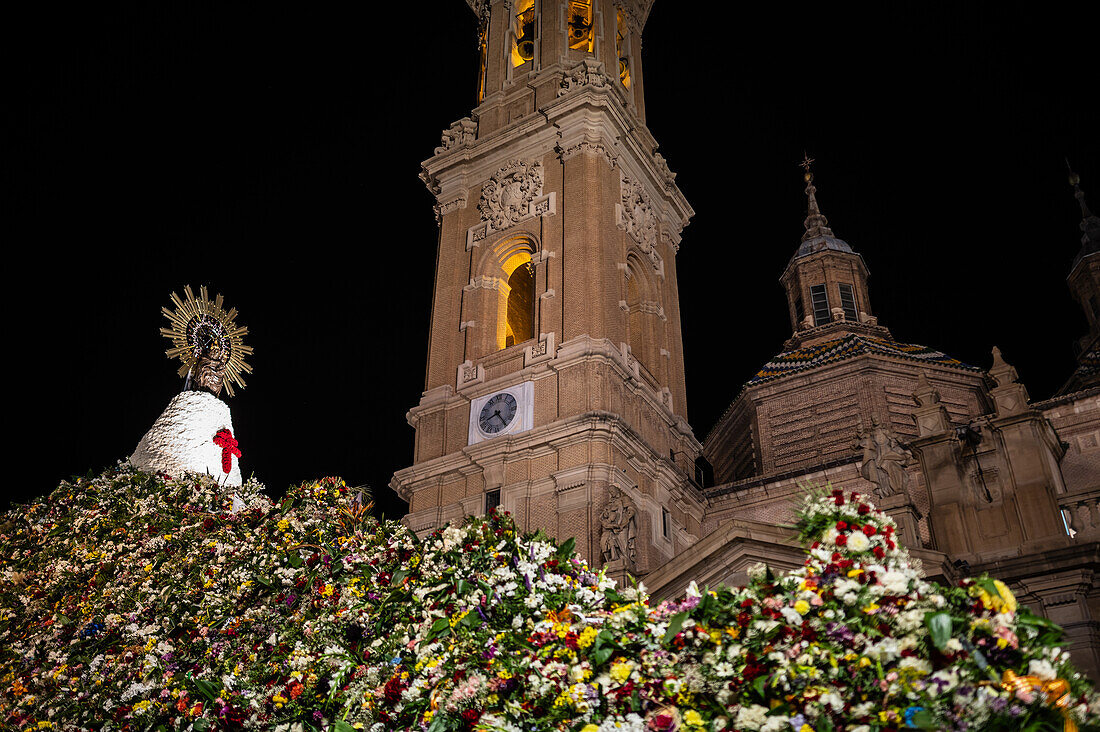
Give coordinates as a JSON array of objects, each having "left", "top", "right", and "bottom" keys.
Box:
[{"left": 212, "top": 429, "right": 241, "bottom": 474}]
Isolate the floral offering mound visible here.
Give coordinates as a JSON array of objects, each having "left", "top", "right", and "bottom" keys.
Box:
[
  {"left": 0, "top": 466, "right": 410, "bottom": 731},
  {"left": 0, "top": 467, "right": 1097, "bottom": 732}
]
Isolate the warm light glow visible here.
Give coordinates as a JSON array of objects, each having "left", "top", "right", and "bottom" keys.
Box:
[
  {"left": 512, "top": 0, "right": 536, "bottom": 67},
  {"left": 568, "top": 1, "right": 593, "bottom": 52},
  {"left": 492, "top": 239, "right": 536, "bottom": 350},
  {"left": 477, "top": 17, "right": 489, "bottom": 102},
  {"left": 616, "top": 10, "right": 631, "bottom": 88}
]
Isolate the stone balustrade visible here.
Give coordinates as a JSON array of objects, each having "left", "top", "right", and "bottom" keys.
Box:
[{"left": 1061, "top": 489, "right": 1100, "bottom": 539}]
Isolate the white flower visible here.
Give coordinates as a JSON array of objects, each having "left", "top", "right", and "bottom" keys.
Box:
[
  {"left": 847, "top": 532, "right": 870, "bottom": 552},
  {"left": 880, "top": 570, "right": 910, "bottom": 595},
  {"left": 734, "top": 704, "right": 769, "bottom": 731},
  {"left": 760, "top": 717, "right": 788, "bottom": 732},
  {"left": 1029, "top": 659, "right": 1057, "bottom": 681},
  {"left": 779, "top": 606, "right": 803, "bottom": 626}
]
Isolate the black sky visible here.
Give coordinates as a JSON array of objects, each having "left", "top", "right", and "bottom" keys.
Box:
[{"left": 14, "top": 2, "right": 1098, "bottom": 518}]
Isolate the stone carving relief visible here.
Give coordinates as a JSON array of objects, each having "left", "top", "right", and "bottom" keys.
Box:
[
  {"left": 478, "top": 160, "right": 545, "bottom": 230},
  {"left": 558, "top": 59, "right": 609, "bottom": 96},
  {"left": 468, "top": 161, "right": 556, "bottom": 249},
  {"left": 600, "top": 486, "right": 637, "bottom": 570},
  {"left": 434, "top": 117, "right": 478, "bottom": 155},
  {"left": 857, "top": 417, "right": 913, "bottom": 499},
  {"left": 618, "top": 173, "right": 663, "bottom": 272}
]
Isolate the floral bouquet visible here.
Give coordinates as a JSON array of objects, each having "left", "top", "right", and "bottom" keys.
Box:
[{"left": 2, "top": 466, "right": 1098, "bottom": 731}]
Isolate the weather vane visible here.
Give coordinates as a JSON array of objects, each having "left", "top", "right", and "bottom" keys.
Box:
[
  {"left": 159, "top": 285, "right": 253, "bottom": 397},
  {"left": 799, "top": 152, "right": 815, "bottom": 182}
]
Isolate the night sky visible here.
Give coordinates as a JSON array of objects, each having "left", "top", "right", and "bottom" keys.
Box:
[{"left": 15, "top": 2, "right": 1098, "bottom": 518}]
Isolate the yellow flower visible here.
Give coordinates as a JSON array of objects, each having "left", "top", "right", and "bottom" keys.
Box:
[
  {"left": 581, "top": 726, "right": 600, "bottom": 732},
  {"left": 799, "top": 725, "right": 816, "bottom": 732},
  {"left": 794, "top": 600, "right": 811, "bottom": 615},
  {"left": 610, "top": 659, "right": 634, "bottom": 683},
  {"left": 143, "top": 563, "right": 153, "bottom": 573},
  {"left": 993, "top": 579, "right": 1017, "bottom": 613},
  {"left": 684, "top": 709, "right": 704, "bottom": 727},
  {"left": 577, "top": 627, "right": 598, "bottom": 648}
]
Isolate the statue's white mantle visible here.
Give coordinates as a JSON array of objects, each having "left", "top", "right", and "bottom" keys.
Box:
[{"left": 130, "top": 390, "right": 242, "bottom": 486}]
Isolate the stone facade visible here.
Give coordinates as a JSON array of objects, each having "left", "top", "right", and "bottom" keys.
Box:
[
  {"left": 396, "top": 0, "right": 1100, "bottom": 679},
  {"left": 657, "top": 170, "right": 1100, "bottom": 680},
  {"left": 392, "top": 0, "right": 700, "bottom": 584}
]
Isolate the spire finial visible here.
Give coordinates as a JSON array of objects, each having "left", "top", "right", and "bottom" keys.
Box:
[
  {"left": 799, "top": 153, "right": 834, "bottom": 242},
  {"left": 1067, "top": 160, "right": 1100, "bottom": 246}
]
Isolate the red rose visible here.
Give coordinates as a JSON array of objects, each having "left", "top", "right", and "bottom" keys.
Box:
[
  {"left": 863, "top": 525, "right": 877, "bottom": 537},
  {"left": 836, "top": 521, "right": 848, "bottom": 531},
  {"left": 835, "top": 535, "right": 848, "bottom": 546},
  {"left": 858, "top": 504, "right": 870, "bottom": 515},
  {"left": 873, "top": 546, "right": 885, "bottom": 559}
]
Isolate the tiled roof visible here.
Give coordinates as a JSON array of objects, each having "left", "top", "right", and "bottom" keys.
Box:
[{"left": 748, "top": 333, "right": 979, "bottom": 385}]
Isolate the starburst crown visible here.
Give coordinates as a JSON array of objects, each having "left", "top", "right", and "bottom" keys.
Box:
[{"left": 159, "top": 285, "right": 253, "bottom": 397}]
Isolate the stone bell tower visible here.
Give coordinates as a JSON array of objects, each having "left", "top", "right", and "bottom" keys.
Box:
[{"left": 391, "top": 0, "right": 704, "bottom": 581}]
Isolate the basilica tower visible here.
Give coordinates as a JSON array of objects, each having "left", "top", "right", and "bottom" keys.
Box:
[{"left": 391, "top": 0, "right": 703, "bottom": 579}]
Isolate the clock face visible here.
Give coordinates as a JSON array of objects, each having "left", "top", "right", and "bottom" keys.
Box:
[{"left": 478, "top": 392, "right": 518, "bottom": 435}]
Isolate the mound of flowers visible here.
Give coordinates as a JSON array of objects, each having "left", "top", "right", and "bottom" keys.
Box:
[{"left": 1, "top": 467, "right": 1098, "bottom": 731}]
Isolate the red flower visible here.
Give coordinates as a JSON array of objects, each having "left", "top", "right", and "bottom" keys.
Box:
[
  {"left": 862, "top": 524, "right": 877, "bottom": 537},
  {"left": 212, "top": 429, "right": 241, "bottom": 474},
  {"left": 835, "top": 535, "right": 848, "bottom": 546},
  {"left": 836, "top": 521, "right": 848, "bottom": 531},
  {"left": 858, "top": 503, "right": 871, "bottom": 515},
  {"left": 873, "top": 546, "right": 886, "bottom": 559}
]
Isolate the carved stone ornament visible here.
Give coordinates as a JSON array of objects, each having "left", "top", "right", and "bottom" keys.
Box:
[
  {"left": 468, "top": 161, "right": 556, "bottom": 249},
  {"left": 478, "top": 160, "right": 545, "bottom": 231},
  {"left": 856, "top": 417, "right": 913, "bottom": 500},
  {"left": 599, "top": 486, "right": 638, "bottom": 570},
  {"left": 618, "top": 174, "right": 663, "bottom": 271},
  {"left": 435, "top": 117, "right": 478, "bottom": 155},
  {"left": 558, "top": 59, "right": 609, "bottom": 97}
]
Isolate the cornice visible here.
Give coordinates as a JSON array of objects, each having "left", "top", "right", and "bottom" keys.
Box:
[
  {"left": 391, "top": 405, "right": 700, "bottom": 503},
  {"left": 421, "top": 79, "right": 693, "bottom": 233}
]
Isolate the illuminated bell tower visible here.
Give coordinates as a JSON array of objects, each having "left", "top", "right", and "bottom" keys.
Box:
[{"left": 391, "top": 0, "right": 703, "bottom": 580}]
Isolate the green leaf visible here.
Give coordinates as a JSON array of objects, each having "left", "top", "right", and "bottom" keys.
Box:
[
  {"left": 924, "top": 611, "right": 952, "bottom": 651},
  {"left": 427, "top": 715, "right": 447, "bottom": 732},
  {"left": 287, "top": 552, "right": 304, "bottom": 569},
  {"left": 425, "top": 617, "right": 451, "bottom": 642},
  {"left": 697, "top": 591, "right": 712, "bottom": 617},
  {"left": 663, "top": 611, "right": 689, "bottom": 644},
  {"left": 192, "top": 720, "right": 210, "bottom": 731},
  {"left": 974, "top": 577, "right": 999, "bottom": 596},
  {"left": 191, "top": 677, "right": 219, "bottom": 703},
  {"left": 333, "top": 722, "right": 356, "bottom": 732},
  {"left": 556, "top": 537, "right": 575, "bottom": 559},
  {"left": 909, "top": 709, "right": 938, "bottom": 730},
  {"left": 455, "top": 578, "right": 469, "bottom": 595},
  {"left": 391, "top": 569, "right": 408, "bottom": 587},
  {"left": 751, "top": 675, "right": 767, "bottom": 700}
]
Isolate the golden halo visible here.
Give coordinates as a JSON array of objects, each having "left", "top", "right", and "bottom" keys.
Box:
[{"left": 159, "top": 285, "right": 253, "bottom": 397}]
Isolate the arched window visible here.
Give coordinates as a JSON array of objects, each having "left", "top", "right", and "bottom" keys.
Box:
[
  {"left": 616, "top": 10, "right": 631, "bottom": 88},
  {"left": 505, "top": 257, "right": 535, "bottom": 347},
  {"left": 511, "top": 0, "right": 536, "bottom": 67},
  {"left": 568, "top": 1, "right": 594, "bottom": 53},
  {"left": 489, "top": 238, "right": 538, "bottom": 351},
  {"left": 624, "top": 254, "right": 658, "bottom": 371}
]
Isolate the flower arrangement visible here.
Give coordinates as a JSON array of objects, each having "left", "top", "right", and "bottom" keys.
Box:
[{"left": 1, "top": 468, "right": 1098, "bottom": 731}]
